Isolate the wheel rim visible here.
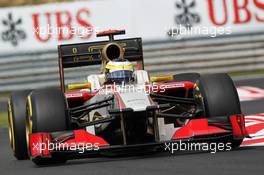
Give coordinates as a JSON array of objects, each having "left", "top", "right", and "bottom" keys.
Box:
[{"left": 193, "top": 83, "right": 206, "bottom": 114}]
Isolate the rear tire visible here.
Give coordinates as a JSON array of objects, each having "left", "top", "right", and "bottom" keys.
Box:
[
  {"left": 8, "top": 90, "right": 31, "bottom": 160},
  {"left": 195, "top": 73, "right": 243, "bottom": 148},
  {"left": 26, "top": 88, "right": 69, "bottom": 165}
]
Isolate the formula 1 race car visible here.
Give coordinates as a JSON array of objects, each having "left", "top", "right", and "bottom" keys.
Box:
[{"left": 8, "top": 30, "right": 248, "bottom": 165}]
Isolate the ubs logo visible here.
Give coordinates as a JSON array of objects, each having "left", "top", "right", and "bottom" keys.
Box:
[
  {"left": 1, "top": 13, "right": 26, "bottom": 46},
  {"left": 175, "top": 0, "right": 201, "bottom": 28}
]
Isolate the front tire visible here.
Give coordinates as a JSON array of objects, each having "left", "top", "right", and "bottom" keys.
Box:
[
  {"left": 173, "top": 73, "right": 200, "bottom": 83},
  {"left": 26, "top": 88, "right": 69, "bottom": 165},
  {"left": 8, "top": 90, "right": 31, "bottom": 160},
  {"left": 195, "top": 73, "right": 243, "bottom": 148}
]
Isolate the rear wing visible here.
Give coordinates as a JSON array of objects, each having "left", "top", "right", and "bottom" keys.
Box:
[
  {"left": 58, "top": 38, "right": 143, "bottom": 68},
  {"left": 57, "top": 30, "right": 144, "bottom": 92}
]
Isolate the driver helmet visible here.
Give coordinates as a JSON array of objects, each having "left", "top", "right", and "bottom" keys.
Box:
[{"left": 105, "top": 58, "right": 134, "bottom": 84}]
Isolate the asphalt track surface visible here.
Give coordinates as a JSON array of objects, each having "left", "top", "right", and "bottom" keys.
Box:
[{"left": 1, "top": 77, "right": 264, "bottom": 175}]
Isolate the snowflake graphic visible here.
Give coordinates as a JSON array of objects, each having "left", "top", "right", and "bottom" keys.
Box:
[
  {"left": 1, "top": 13, "right": 26, "bottom": 46},
  {"left": 175, "top": 0, "right": 201, "bottom": 28}
]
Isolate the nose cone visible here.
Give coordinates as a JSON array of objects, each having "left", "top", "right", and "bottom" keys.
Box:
[{"left": 119, "top": 91, "right": 151, "bottom": 111}]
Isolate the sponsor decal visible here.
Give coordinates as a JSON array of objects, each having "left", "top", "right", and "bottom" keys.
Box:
[
  {"left": 32, "top": 8, "right": 93, "bottom": 42},
  {"left": 207, "top": 0, "right": 264, "bottom": 26},
  {"left": 65, "top": 92, "right": 83, "bottom": 98},
  {"left": 243, "top": 114, "right": 264, "bottom": 146},
  {"left": 237, "top": 86, "right": 264, "bottom": 101},
  {"left": 161, "top": 83, "right": 185, "bottom": 89},
  {"left": 1, "top": 13, "right": 26, "bottom": 46},
  {"left": 0, "top": 0, "right": 264, "bottom": 53},
  {"left": 174, "top": 0, "right": 201, "bottom": 28}
]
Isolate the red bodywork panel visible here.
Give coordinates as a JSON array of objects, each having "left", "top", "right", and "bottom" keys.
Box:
[
  {"left": 172, "top": 119, "right": 230, "bottom": 139},
  {"left": 230, "top": 115, "right": 248, "bottom": 138},
  {"left": 30, "top": 133, "right": 53, "bottom": 158},
  {"left": 63, "top": 130, "right": 109, "bottom": 146},
  {"left": 29, "top": 130, "right": 109, "bottom": 158},
  {"left": 65, "top": 91, "right": 97, "bottom": 101},
  {"left": 172, "top": 115, "right": 247, "bottom": 140}
]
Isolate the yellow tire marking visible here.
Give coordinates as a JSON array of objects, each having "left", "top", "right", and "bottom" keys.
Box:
[
  {"left": 27, "top": 96, "right": 32, "bottom": 117},
  {"left": 26, "top": 95, "right": 33, "bottom": 159},
  {"left": 7, "top": 100, "right": 15, "bottom": 152}
]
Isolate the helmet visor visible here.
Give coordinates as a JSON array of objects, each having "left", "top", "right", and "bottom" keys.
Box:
[{"left": 106, "top": 70, "right": 133, "bottom": 84}]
